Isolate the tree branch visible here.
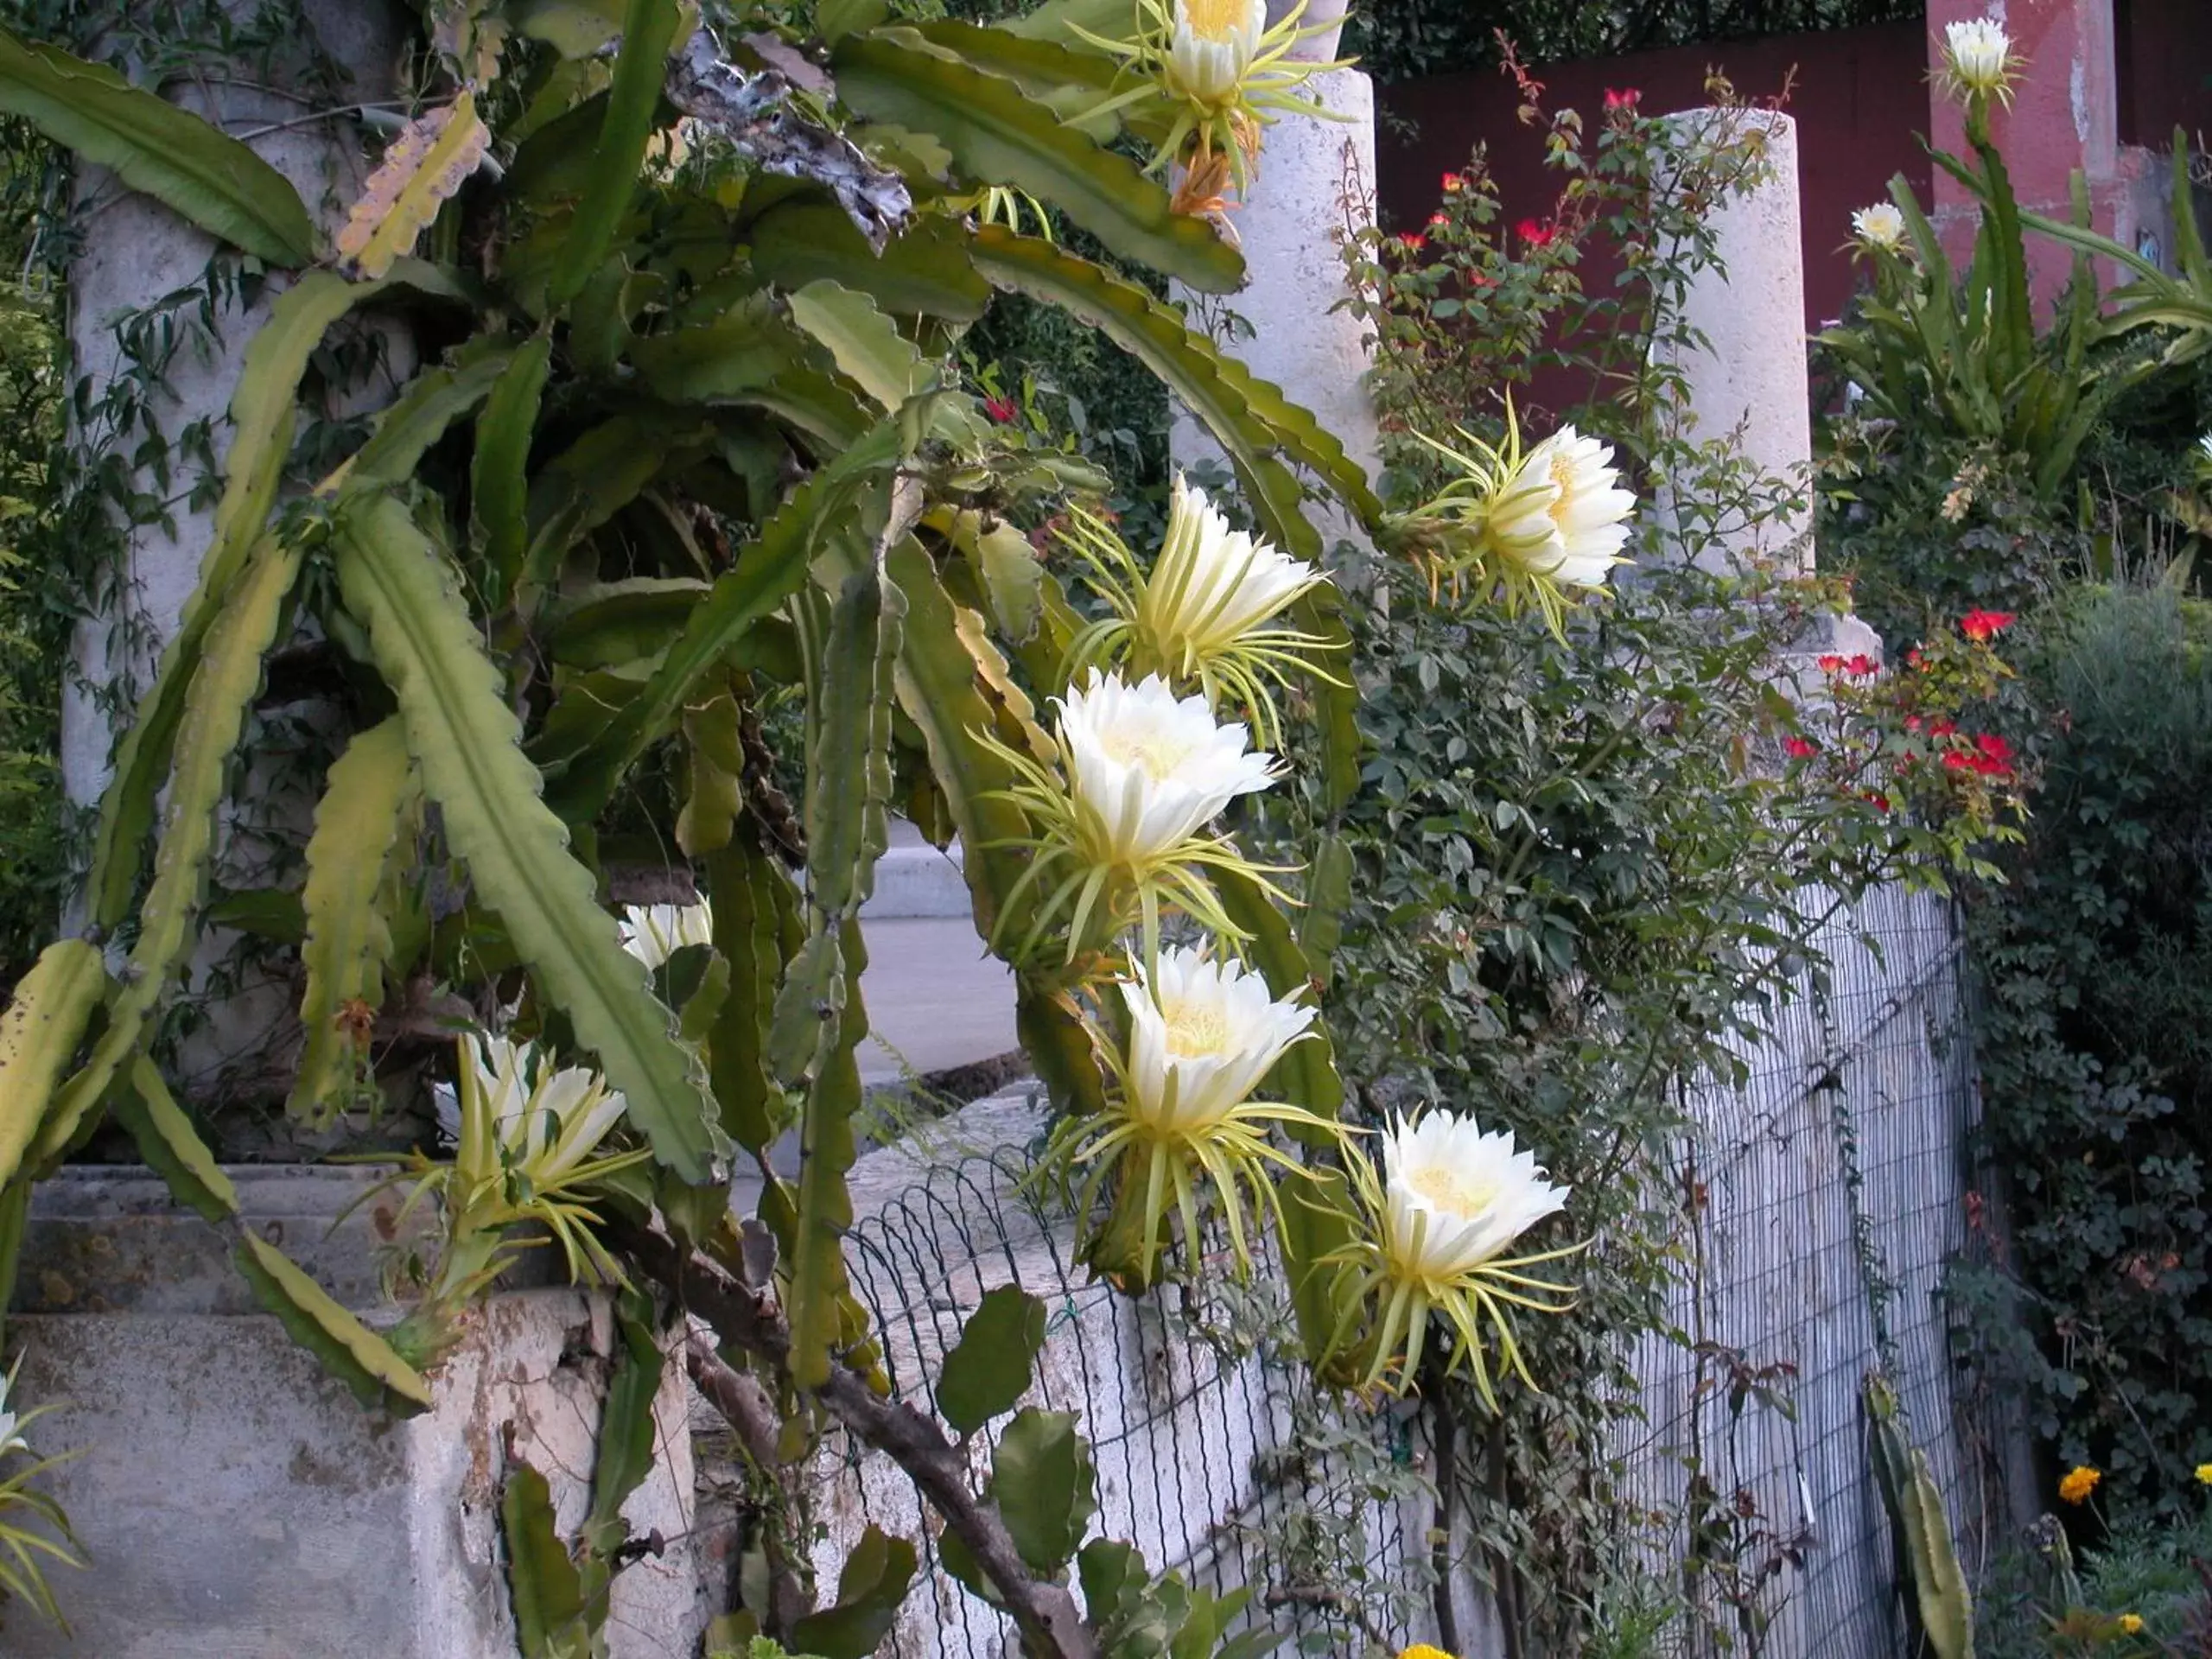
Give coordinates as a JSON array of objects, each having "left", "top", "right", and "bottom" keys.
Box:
[
  {"left": 664, "top": 24, "right": 911, "bottom": 251},
  {"left": 619, "top": 1217, "right": 1097, "bottom": 1658},
  {"left": 687, "top": 1332, "right": 814, "bottom": 1635}
]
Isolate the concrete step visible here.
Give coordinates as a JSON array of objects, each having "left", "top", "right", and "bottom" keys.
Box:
[{"left": 860, "top": 819, "right": 971, "bottom": 920}]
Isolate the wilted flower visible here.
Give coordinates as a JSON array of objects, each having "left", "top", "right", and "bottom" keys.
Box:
[
  {"left": 2058, "top": 1464, "right": 2101, "bottom": 1504},
  {"left": 988, "top": 670, "right": 1282, "bottom": 966},
  {"left": 617, "top": 901, "right": 712, "bottom": 971},
  {"left": 1336, "top": 1111, "right": 1579, "bottom": 1403},
  {"left": 1065, "top": 473, "right": 1332, "bottom": 745},
  {"left": 1054, "top": 946, "right": 1334, "bottom": 1282},
  {"left": 1851, "top": 201, "right": 1906, "bottom": 252},
  {"left": 1941, "top": 16, "right": 2020, "bottom": 107}
]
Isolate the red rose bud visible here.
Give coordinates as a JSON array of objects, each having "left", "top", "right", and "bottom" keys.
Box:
[
  {"left": 1783, "top": 736, "right": 1819, "bottom": 759},
  {"left": 1960, "top": 609, "right": 2017, "bottom": 641},
  {"left": 1604, "top": 87, "right": 1641, "bottom": 110}
]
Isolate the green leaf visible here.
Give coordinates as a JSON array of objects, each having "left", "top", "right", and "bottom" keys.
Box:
[
  {"left": 236, "top": 1232, "right": 434, "bottom": 1414},
  {"left": 965, "top": 228, "right": 1379, "bottom": 523},
  {"left": 883, "top": 539, "right": 1030, "bottom": 937},
  {"left": 804, "top": 567, "right": 904, "bottom": 923},
  {"left": 86, "top": 272, "right": 389, "bottom": 932},
  {"left": 0, "top": 939, "right": 105, "bottom": 1191},
  {"left": 502, "top": 1462, "right": 589, "bottom": 1657},
  {"left": 584, "top": 1300, "right": 666, "bottom": 1549},
  {"left": 784, "top": 921, "right": 868, "bottom": 1390},
  {"left": 787, "top": 1525, "right": 918, "bottom": 1658},
  {"left": 546, "top": 0, "right": 679, "bottom": 308},
  {"left": 544, "top": 428, "right": 905, "bottom": 823},
  {"left": 1077, "top": 1539, "right": 1146, "bottom": 1629},
  {"left": 990, "top": 1408, "right": 1096, "bottom": 1574},
  {"left": 1002, "top": 0, "right": 1139, "bottom": 42},
  {"left": 1295, "top": 834, "right": 1353, "bottom": 985},
  {"left": 36, "top": 537, "right": 303, "bottom": 1168},
  {"left": 906, "top": 21, "right": 1125, "bottom": 135},
  {"left": 546, "top": 577, "right": 713, "bottom": 669},
  {"left": 707, "top": 830, "right": 801, "bottom": 1154},
  {"left": 937, "top": 1285, "right": 1047, "bottom": 1434},
  {"left": 830, "top": 32, "right": 1243, "bottom": 294},
  {"left": 788, "top": 279, "right": 934, "bottom": 411},
  {"left": 111, "top": 1057, "right": 238, "bottom": 1226},
  {"left": 520, "top": 411, "right": 713, "bottom": 607},
  {"left": 291, "top": 718, "right": 418, "bottom": 1122},
  {"left": 472, "top": 335, "right": 554, "bottom": 592},
  {"left": 749, "top": 202, "right": 989, "bottom": 321},
  {"left": 340, "top": 344, "right": 518, "bottom": 493},
  {"left": 0, "top": 27, "right": 315, "bottom": 264},
  {"left": 334, "top": 492, "right": 725, "bottom": 1183},
  {"left": 630, "top": 291, "right": 814, "bottom": 405}
]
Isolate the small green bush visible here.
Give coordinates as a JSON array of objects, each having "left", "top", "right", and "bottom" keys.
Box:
[{"left": 1954, "top": 582, "right": 2212, "bottom": 1515}]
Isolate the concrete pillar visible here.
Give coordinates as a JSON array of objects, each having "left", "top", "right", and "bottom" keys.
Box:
[
  {"left": 1924, "top": 0, "right": 2150, "bottom": 308},
  {"left": 10, "top": 1166, "right": 703, "bottom": 1657},
  {"left": 60, "top": 5, "right": 412, "bottom": 1098},
  {"left": 1656, "top": 109, "right": 1817, "bottom": 580},
  {"left": 1168, "top": 67, "right": 1381, "bottom": 550}
]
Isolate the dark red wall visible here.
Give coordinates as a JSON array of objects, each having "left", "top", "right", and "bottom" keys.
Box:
[
  {"left": 2117, "top": 0, "right": 2212, "bottom": 149},
  {"left": 1375, "top": 20, "right": 1936, "bottom": 332}
]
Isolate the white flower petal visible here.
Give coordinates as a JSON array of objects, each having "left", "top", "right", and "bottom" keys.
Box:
[
  {"left": 1119, "top": 946, "right": 1315, "bottom": 1133},
  {"left": 1380, "top": 1110, "right": 1568, "bottom": 1281},
  {"left": 618, "top": 900, "right": 714, "bottom": 971},
  {"left": 1056, "top": 671, "right": 1277, "bottom": 865}
]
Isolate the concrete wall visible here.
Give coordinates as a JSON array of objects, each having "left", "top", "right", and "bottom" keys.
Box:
[{"left": 10, "top": 1167, "right": 700, "bottom": 1658}]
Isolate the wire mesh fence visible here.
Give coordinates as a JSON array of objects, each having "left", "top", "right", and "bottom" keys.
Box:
[
  {"left": 801, "top": 879, "right": 1991, "bottom": 1656},
  {"left": 811, "top": 1133, "right": 1440, "bottom": 1657},
  {"left": 1614, "top": 880, "right": 1988, "bottom": 1656}
]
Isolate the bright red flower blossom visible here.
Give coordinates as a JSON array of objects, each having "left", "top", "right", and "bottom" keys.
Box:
[
  {"left": 1817, "top": 653, "right": 1847, "bottom": 674},
  {"left": 1960, "top": 609, "right": 2017, "bottom": 641},
  {"left": 1401, "top": 232, "right": 1427, "bottom": 251},
  {"left": 1843, "top": 653, "right": 1878, "bottom": 677},
  {"left": 1783, "top": 736, "right": 1819, "bottom": 759},
  {"left": 1929, "top": 719, "right": 1958, "bottom": 737},
  {"left": 1975, "top": 733, "right": 2013, "bottom": 764},
  {"left": 1604, "top": 87, "right": 1641, "bottom": 110},
  {"left": 1441, "top": 172, "right": 1465, "bottom": 193},
  {"left": 1863, "top": 791, "right": 1891, "bottom": 811},
  {"left": 1942, "top": 752, "right": 1971, "bottom": 772},
  {"left": 1517, "top": 218, "right": 1555, "bottom": 248},
  {"left": 1429, "top": 212, "right": 1450, "bottom": 228},
  {"left": 982, "top": 396, "right": 1019, "bottom": 424}
]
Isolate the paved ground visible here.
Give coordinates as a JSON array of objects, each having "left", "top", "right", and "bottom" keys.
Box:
[{"left": 855, "top": 914, "right": 1020, "bottom": 1087}]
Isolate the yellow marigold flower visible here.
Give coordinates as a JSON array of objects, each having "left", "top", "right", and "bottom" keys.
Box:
[
  {"left": 1400, "top": 1648, "right": 1459, "bottom": 1659},
  {"left": 2119, "top": 1612, "right": 2144, "bottom": 1635},
  {"left": 2058, "top": 1464, "right": 2101, "bottom": 1504},
  {"left": 2196, "top": 1461, "right": 2212, "bottom": 1485}
]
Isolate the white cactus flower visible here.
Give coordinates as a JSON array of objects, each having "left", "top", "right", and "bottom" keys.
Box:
[
  {"left": 1057, "top": 670, "right": 1278, "bottom": 868},
  {"left": 453, "top": 1033, "right": 629, "bottom": 1193},
  {"left": 618, "top": 900, "right": 713, "bottom": 971},
  {"left": 1164, "top": 0, "right": 1268, "bottom": 106},
  {"left": 1942, "top": 17, "right": 2018, "bottom": 104},
  {"left": 1122, "top": 945, "right": 1317, "bottom": 1135},
  {"left": 1141, "top": 474, "right": 1323, "bottom": 675},
  {"left": 1380, "top": 1111, "right": 1570, "bottom": 1285},
  {"left": 0, "top": 1363, "right": 30, "bottom": 1459},
  {"left": 1487, "top": 426, "right": 1637, "bottom": 589},
  {"left": 1851, "top": 201, "right": 1907, "bottom": 252}
]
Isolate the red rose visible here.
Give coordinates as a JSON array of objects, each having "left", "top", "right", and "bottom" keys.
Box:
[
  {"left": 1517, "top": 218, "right": 1555, "bottom": 248},
  {"left": 1863, "top": 791, "right": 1891, "bottom": 811},
  {"left": 1929, "top": 720, "right": 1958, "bottom": 738},
  {"left": 1429, "top": 212, "right": 1450, "bottom": 228},
  {"left": 982, "top": 396, "right": 1019, "bottom": 424},
  {"left": 1604, "top": 87, "right": 1641, "bottom": 110},
  {"left": 1783, "top": 736, "right": 1819, "bottom": 759},
  {"left": 1844, "top": 653, "right": 1878, "bottom": 677},
  {"left": 1943, "top": 752, "right": 1970, "bottom": 772},
  {"left": 1442, "top": 172, "right": 1465, "bottom": 193},
  {"left": 1817, "top": 654, "right": 1847, "bottom": 674},
  {"left": 1401, "top": 232, "right": 1427, "bottom": 252},
  {"left": 1974, "top": 733, "right": 2013, "bottom": 764}
]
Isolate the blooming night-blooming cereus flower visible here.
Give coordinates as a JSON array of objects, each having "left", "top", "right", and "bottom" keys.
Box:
[
  {"left": 1335, "top": 1111, "right": 1580, "bottom": 1405},
  {"left": 1165, "top": 0, "right": 1264, "bottom": 105},
  {"left": 1064, "top": 473, "right": 1332, "bottom": 747},
  {"left": 1053, "top": 946, "right": 1337, "bottom": 1283},
  {"left": 1394, "top": 401, "right": 1637, "bottom": 635},
  {"left": 1851, "top": 201, "right": 1906, "bottom": 252},
  {"left": 1074, "top": 0, "right": 1347, "bottom": 199},
  {"left": 987, "top": 670, "right": 1282, "bottom": 967},
  {"left": 617, "top": 900, "right": 712, "bottom": 971},
  {"left": 1941, "top": 16, "right": 2019, "bottom": 107}
]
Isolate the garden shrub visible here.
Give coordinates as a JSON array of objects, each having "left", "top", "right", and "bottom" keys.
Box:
[{"left": 1953, "top": 582, "right": 2212, "bottom": 1517}]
